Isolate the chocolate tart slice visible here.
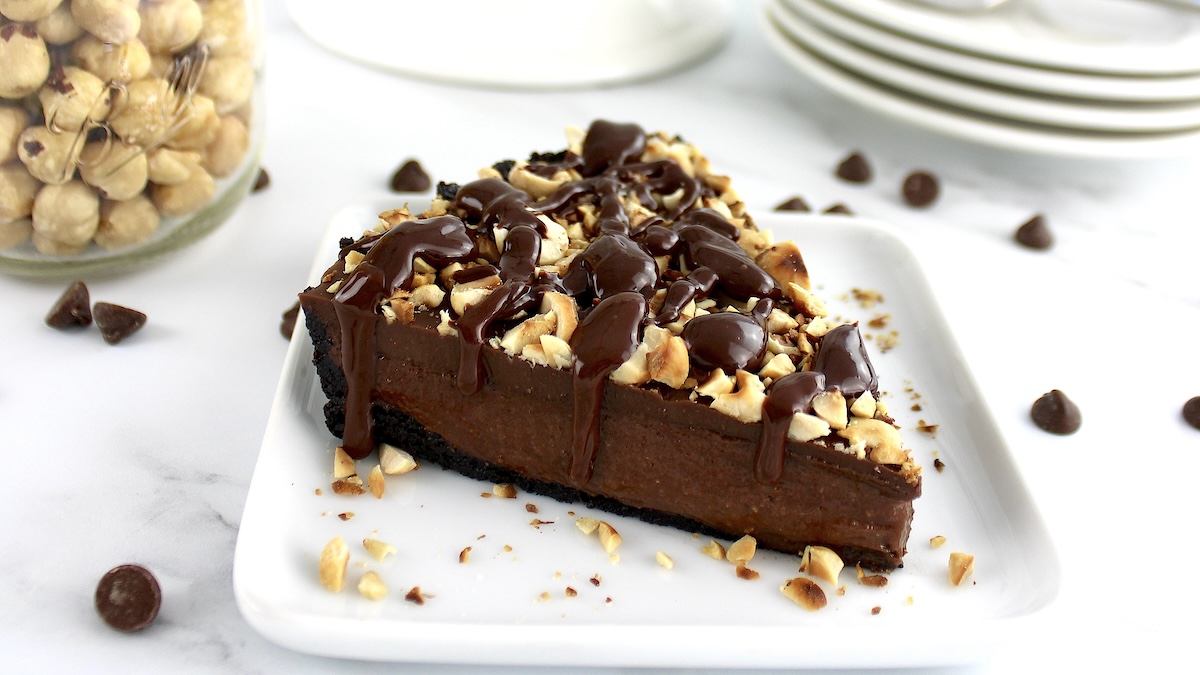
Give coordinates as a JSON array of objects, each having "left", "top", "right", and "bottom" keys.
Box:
[{"left": 299, "top": 121, "right": 921, "bottom": 571}]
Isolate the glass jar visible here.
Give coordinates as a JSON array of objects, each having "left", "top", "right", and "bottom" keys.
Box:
[{"left": 0, "top": 0, "right": 263, "bottom": 276}]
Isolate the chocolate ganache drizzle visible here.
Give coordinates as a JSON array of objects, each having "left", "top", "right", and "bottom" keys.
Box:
[{"left": 328, "top": 120, "right": 884, "bottom": 488}]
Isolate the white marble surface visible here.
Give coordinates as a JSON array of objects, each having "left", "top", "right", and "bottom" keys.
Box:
[{"left": 2, "top": 1, "right": 1199, "bottom": 673}]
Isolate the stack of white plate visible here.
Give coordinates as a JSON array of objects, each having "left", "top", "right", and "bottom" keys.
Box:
[{"left": 761, "top": 0, "right": 1200, "bottom": 157}]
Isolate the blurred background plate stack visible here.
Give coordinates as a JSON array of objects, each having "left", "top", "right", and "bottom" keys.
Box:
[{"left": 761, "top": 0, "right": 1200, "bottom": 158}]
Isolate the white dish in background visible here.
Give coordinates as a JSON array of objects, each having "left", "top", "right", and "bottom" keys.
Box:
[
  {"left": 785, "top": 0, "right": 1200, "bottom": 103},
  {"left": 768, "top": 0, "right": 1200, "bottom": 133},
  {"left": 286, "top": 0, "right": 732, "bottom": 89},
  {"left": 234, "top": 199, "right": 1059, "bottom": 668},
  {"left": 822, "top": 0, "right": 1200, "bottom": 76},
  {"left": 760, "top": 8, "right": 1200, "bottom": 158}
]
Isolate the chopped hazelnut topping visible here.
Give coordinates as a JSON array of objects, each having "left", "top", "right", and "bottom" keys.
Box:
[
  {"left": 700, "top": 539, "right": 726, "bottom": 560},
  {"left": 319, "top": 536, "right": 350, "bottom": 592},
  {"left": 331, "top": 480, "right": 365, "bottom": 496},
  {"left": 800, "top": 545, "right": 845, "bottom": 586},
  {"left": 405, "top": 586, "right": 429, "bottom": 605},
  {"left": 726, "top": 535, "right": 757, "bottom": 565},
  {"left": 363, "top": 538, "right": 396, "bottom": 561},
  {"left": 780, "top": 577, "right": 827, "bottom": 610},
  {"left": 735, "top": 564, "right": 760, "bottom": 580},
  {"left": 357, "top": 571, "right": 387, "bottom": 601},
  {"left": 855, "top": 563, "right": 889, "bottom": 587},
  {"left": 949, "top": 552, "right": 975, "bottom": 586},
  {"left": 597, "top": 521, "right": 622, "bottom": 554},
  {"left": 367, "top": 465, "right": 385, "bottom": 499},
  {"left": 332, "top": 447, "right": 356, "bottom": 479}
]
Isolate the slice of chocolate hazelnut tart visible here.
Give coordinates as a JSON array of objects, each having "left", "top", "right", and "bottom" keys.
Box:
[{"left": 299, "top": 121, "right": 921, "bottom": 571}]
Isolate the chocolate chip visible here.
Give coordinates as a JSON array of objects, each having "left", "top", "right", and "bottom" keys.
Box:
[
  {"left": 389, "top": 159, "right": 431, "bottom": 192},
  {"left": 281, "top": 300, "right": 300, "bottom": 340},
  {"left": 491, "top": 159, "right": 516, "bottom": 180},
  {"left": 901, "top": 171, "right": 939, "bottom": 207},
  {"left": 823, "top": 203, "right": 853, "bottom": 215},
  {"left": 435, "top": 181, "right": 460, "bottom": 201},
  {"left": 251, "top": 167, "right": 270, "bottom": 192},
  {"left": 93, "top": 302, "right": 147, "bottom": 345},
  {"left": 95, "top": 564, "right": 161, "bottom": 633},
  {"left": 1184, "top": 397, "right": 1200, "bottom": 430},
  {"left": 774, "top": 196, "right": 811, "bottom": 212},
  {"left": 835, "top": 152, "right": 872, "bottom": 183},
  {"left": 1030, "top": 389, "right": 1081, "bottom": 434},
  {"left": 45, "top": 279, "right": 92, "bottom": 328},
  {"left": 1014, "top": 214, "right": 1053, "bottom": 250}
]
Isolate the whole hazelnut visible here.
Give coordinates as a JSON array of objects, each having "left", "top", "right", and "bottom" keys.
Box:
[
  {"left": 79, "top": 140, "right": 148, "bottom": 200},
  {"left": 107, "top": 78, "right": 177, "bottom": 147},
  {"left": 197, "top": 55, "right": 254, "bottom": 114},
  {"left": 0, "top": 23, "right": 51, "bottom": 99},
  {"left": 138, "top": 0, "right": 203, "bottom": 53},
  {"left": 17, "top": 124, "right": 81, "bottom": 185},
  {"left": 202, "top": 113, "right": 248, "bottom": 177},
  {"left": 34, "top": 2, "right": 83, "bottom": 44},
  {"left": 1, "top": 104, "right": 29, "bottom": 162},
  {"left": 32, "top": 179, "right": 100, "bottom": 248},
  {"left": 0, "top": 162, "right": 41, "bottom": 221},
  {"left": 71, "top": 0, "right": 141, "bottom": 44},
  {"left": 95, "top": 195, "right": 159, "bottom": 249},
  {"left": 39, "top": 66, "right": 113, "bottom": 132},
  {"left": 0, "top": 0, "right": 63, "bottom": 23},
  {"left": 72, "top": 35, "right": 151, "bottom": 83},
  {"left": 150, "top": 164, "right": 213, "bottom": 216}
]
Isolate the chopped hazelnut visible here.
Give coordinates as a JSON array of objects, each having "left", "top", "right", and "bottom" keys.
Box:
[
  {"left": 700, "top": 539, "right": 726, "bottom": 560},
  {"left": 367, "top": 465, "right": 385, "bottom": 499},
  {"left": 597, "top": 521, "right": 622, "bottom": 554},
  {"left": 655, "top": 551, "right": 674, "bottom": 570},
  {"left": 357, "top": 570, "right": 387, "bottom": 601},
  {"left": 362, "top": 538, "right": 396, "bottom": 561},
  {"left": 318, "top": 536, "right": 350, "bottom": 592},
  {"left": 332, "top": 446, "right": 356, "bottom": 479},
  {"left": 800, "top": 545, "right": 844, "bottom": 586},
  {"left": 780, "top": 577, "right": 827, "bottom": 610},
  {"left": 949, "top": 552, "right": 975, "bottom": 586},
  {"left": 379, "top": 444, "right": 417, "bottom": 474},
  {"left": 492, "top": 483, "right": 517, "bottom": 499},
  {"left": 726, "top": 534, "right": 757, "bottom": 565},
  {"left": 575, "top": 517, "right": 600, "bottom": 535}
]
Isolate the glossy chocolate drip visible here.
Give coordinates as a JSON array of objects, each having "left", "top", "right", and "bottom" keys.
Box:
[
  {"left": 756, "top": 371, "right": 827, "bottom": 483},
  {"left": 581, "top": 120, "right": 645, "bottom": 176},
  {"left": 674, "top": 209, "right": 781, "bottom": 301},
  {"left": 812, "top": 324, "right": 877, "bottom": 397},
  {"left": 334, "top": 219, "right": 477, "bottom": 459},
  {"left": 356, "top": 216, "right": 477, "bottom": 295},
  {"left": 562, "top": 234, "right": 657, "bottom": 300},
  {"left": 655, "top": 266, "right": 718, "bottom": 326},
  {"left": 680, "top": 304, "right": 770, "bottom": 374},
  {"left": 568, "top": 292, "right": 647, "bottom": 486},
  {"left": 456, "top": 281, "right": 536, "bottom": 394}
]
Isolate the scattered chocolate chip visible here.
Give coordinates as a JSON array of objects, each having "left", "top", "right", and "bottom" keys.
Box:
[
  {"left": 1183, "top": 397, "right": 1200, "bottom": 430},
  {"left": 435, "top": 181, "right": 460, "bottom": 201},
  {"left": 45, "top": 279, "right": 92, "bottom": 328},
  {"left": 93, "top": 302, "right": 147, "bottom": 345},
  {"left": 774, "top": 196, "right": 811, "bottom": 212},
  {"left": 1014, "top": 214, "right": 1053, "bottom": 250},
  {"left": 491, "top": 159, "right": 516, "bottom": 180},
  {"left": 251, "top": 167, "right": 270, "bottom": 192},
  {"left": 823, "top": 203, "right": 853, "bottom": 215},
  {"left": 835, "top": 152, "right": 872, "bottom": 183},
  {"left": 280, "top": 300, "right": 300, "bottom": 340},
  {"left": 390, "top": 159, "right": 431, "bottom": 192},
  {"left": 1030, "top": 389, "right": 1081, "bottom": 434},
  {"left": 901, "top": 170, "right": 939, "bottom": 207},
  {"left": 95, "top": 564, "right": 161, "bottom": 633}
]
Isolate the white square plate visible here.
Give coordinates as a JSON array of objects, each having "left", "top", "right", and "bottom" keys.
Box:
[{"left": 234, "top": 200, "right": 1059, "bottom": 668}]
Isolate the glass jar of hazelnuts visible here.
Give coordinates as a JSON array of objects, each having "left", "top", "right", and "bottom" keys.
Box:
[{"left": 0, "top": 0, "right": 263, "bottom": 276}]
